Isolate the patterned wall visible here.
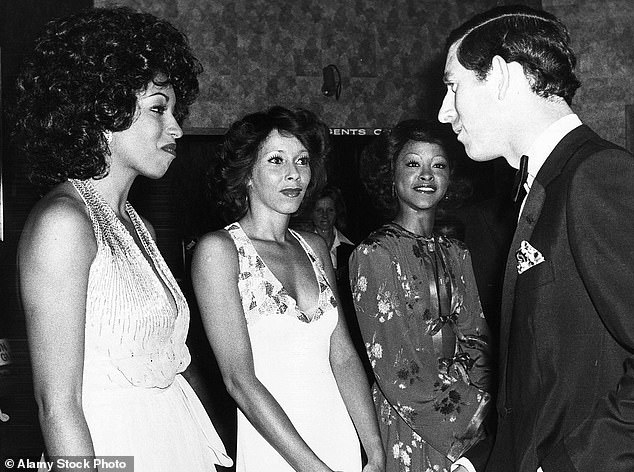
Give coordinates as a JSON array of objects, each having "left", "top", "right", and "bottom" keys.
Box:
[
  {"left": 543, "top": 0, "right": 634, "bottom": 148},
  {"left": 97, "top": 0, "right": 500, "bottom": 130},
  {"left": 97, "top": 0, "right": 634, "bottom": 147}
]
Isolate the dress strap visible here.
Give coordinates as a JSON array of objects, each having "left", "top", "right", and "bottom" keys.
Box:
[
  {"left": 224, "top": 222, "right": 257, "bottom": 273},
  {"left": 288, "top": 228, "right": 320, "bottom": 267},
  {"left": 69, "top": 179, "right": 104, "bottom": 245}
]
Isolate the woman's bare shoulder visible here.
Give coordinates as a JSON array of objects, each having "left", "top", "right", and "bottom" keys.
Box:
[
  {"left": 195, "top": 228, "right": 235, "bottom": 252},
  {"left": 21, "top": 182, "right": 94, "bottom": 246},
  {"left": 19, "top": 182, "right": 96, "bottom": 269},
  {"left": 294, "top": 229, "right": 327, "bottom": 250},
  {"left": 192, "top": 228, "right": 239, "bottom": 268}
]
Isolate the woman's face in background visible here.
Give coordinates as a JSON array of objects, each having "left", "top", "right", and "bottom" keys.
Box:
[
  {"left": 312, "top": 196, "right": 337, "bottom": 231},
  {"left": 393, "top": 140, "right": 450, "bottom": 214}
]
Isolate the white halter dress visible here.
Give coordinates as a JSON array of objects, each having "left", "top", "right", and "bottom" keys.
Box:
[
  {"left": 69, "top": 179, "right": 232, "bottom": 472},
  {"left": 226, "top": 222, "right": 361, "bottom": 472}
]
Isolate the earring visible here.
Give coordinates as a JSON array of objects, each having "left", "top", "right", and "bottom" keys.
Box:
[{"left": 104, "top": 130, "right": 113, "bottom": 145}]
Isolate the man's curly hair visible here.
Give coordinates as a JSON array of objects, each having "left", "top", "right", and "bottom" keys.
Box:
[
  {"left": 12, "top": 6, "right": 203, "bottom": 188},
  {"left": 215, "top": 106, "right": 329, "bottom": 223},
  {"left": 360, "top": 119, "right": 455, "bottom": 219}
]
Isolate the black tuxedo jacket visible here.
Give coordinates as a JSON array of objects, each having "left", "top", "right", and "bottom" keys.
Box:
[
  {"left": 456, "top": 195, "right": 517, "bottom": 348},
  {"left": 486, "top": 125, "right": 634, "bottom": 472}
]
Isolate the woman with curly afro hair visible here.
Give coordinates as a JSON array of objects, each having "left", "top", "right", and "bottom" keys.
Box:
[
  {"left": 14, "top": 7, "right": 231, "bottom": 471},
  {"left": 192, "top": 106, "right": 385, "bottom": 472}
]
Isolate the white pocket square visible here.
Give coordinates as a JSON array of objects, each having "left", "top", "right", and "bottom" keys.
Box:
[{"left": 516, "top": 240, "right": 545, "bottom": 274}]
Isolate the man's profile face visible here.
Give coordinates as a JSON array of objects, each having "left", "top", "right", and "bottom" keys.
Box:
[{"left": 438, "top": 42, "right": 503, "bottom": 162}]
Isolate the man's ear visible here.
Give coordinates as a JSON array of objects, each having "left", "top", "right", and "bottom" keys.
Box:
[{"left": 490, "top": 55, "right": 511, "bottom": 101}]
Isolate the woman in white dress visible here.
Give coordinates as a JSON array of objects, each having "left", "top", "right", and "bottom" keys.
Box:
[
  {"left": 15, "top": 7, "right": 231, "bottom": 471},
  {"left": 192, "top": 106, "right": 385, "bottom": 472}
]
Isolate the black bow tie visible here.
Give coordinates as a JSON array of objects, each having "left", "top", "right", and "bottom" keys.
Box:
[{"left": 512, "top": 155, "right": 529, "bottom": 203}]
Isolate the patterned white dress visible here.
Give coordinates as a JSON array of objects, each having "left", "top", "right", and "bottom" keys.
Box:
[
  {"left": 69, "top": 179, "right": 231, "bottom": 472},
  {"left": 226, "top": 222, "right": 361, "bottom": 472}
]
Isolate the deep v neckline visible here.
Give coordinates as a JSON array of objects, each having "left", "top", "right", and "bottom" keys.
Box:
[
  {"left": 76, "top": 180, "right": 179, "bottom": 315},
  {"left": 125, "top": 207, "right": 179, "bottom": 314},
  {"left": 236, "top": 223, "right": 323, "bottom": 322}
]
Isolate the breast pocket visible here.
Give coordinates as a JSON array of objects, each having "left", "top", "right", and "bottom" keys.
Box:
[{"left": 516, "top": 259, "right": 555, "bottom": 290}]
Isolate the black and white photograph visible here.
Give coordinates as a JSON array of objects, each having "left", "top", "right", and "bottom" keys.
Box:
[{"left": 0, "top": 1, "right": 633, "bottom": 472}]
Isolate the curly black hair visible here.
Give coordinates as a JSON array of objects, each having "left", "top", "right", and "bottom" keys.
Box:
[
  {"left": 216, "top": 106, "right": 330, "bottom": 223},
  {"left": 12, "top": 6, "right": 203, "bottom": 188},
  {"left": 360, "top": 119, "right": 455, "bottom": 219},
  {"left": 446, "top": 5, "right": 581, "bottom": 105}
]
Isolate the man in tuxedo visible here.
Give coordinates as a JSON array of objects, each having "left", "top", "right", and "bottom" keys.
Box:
[{"left": 438, "top": 5, "right": 634, "bottom": 472}]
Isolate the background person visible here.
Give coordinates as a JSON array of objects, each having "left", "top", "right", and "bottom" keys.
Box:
[
  {"left": 350, "top": 119, "right": 492, "bottom": 472},
  {"left": 310, "top": 185, "right": 355, "bottom": 281},
  {"left": 439, "top": 5, "right": 634, "bottom": 472},
  {"left": 191, "top": 106, "right": 385, "bottom": 472},
  {"left": 14, "top": 7, "right": 231, "bottom": 471},
  {"left": 308, "top": 186, "right": 372, "bottom": 381}
]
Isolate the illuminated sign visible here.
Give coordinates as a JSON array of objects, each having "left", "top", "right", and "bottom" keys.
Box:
[{"left": 328, "top": 128, "right": 386, "bottom": 136}]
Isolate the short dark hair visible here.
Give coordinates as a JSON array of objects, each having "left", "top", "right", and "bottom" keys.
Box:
[
  {"left": 216, "top": 106, "right": 329, "bottom": 222},
  {"left": 447, "top": 5, "right": 581, "bottom": 105},
  {"left": 361, "top": 119, "right": 454, "bottom": 218},
  {"left": 13, "top": 6, "right": 203, "bottom": 188}
]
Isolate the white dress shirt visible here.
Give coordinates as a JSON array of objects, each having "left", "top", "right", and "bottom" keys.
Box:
[
  {"left": 517, "top": 114, "right": 583, "bottom": 218},
  {"left": 326, "top": 227, "right": 353, "bottom": 270}
]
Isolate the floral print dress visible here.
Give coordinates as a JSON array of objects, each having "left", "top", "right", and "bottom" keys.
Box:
[{"left": 350, "top": 223, "right": 492, "bottom": 472}]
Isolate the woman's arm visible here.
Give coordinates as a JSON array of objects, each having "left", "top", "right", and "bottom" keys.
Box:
[
  {"left": 191, "top": 231, "right": 335, "bottom": 472},
  {"left": 455, "top": 247, "right": 492, "bottom": 392},
  {"left": 18, "top": 190, "right": 97, "bottom": 461},
  {"left": 303, "top": 233, "right": 385, "bottom": 472}
]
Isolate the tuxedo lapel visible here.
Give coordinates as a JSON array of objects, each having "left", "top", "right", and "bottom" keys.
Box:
[
  {"left": 496, "top": 125, "right": 597, "bottom": 412},
  {"left": 497, "top": 182, "right": 545, "bottom": 409}
]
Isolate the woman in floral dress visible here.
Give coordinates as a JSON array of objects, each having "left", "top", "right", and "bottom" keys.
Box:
[{"left": 350, "top": 120, "right": 492, "bottom": 472}]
